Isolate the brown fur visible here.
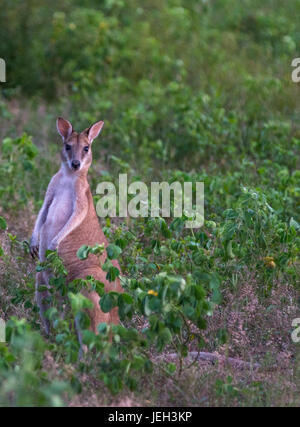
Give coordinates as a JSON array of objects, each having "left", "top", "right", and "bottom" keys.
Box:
[{"left": 59, "top": 181, "right": 122, "bottom": 327}]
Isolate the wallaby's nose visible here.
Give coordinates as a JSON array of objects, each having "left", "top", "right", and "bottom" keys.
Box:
[{"left": 71, "top": 160, "right": 80, "bottom": 170}]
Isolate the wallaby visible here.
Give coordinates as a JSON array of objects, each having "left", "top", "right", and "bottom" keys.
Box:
[{"left": 30, "top": 117, "right": 122, "bottom": 341}]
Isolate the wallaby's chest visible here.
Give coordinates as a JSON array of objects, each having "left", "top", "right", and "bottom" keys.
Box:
[
  {"left": 49, "top": 186, "right": 74, "bottom": 223},
  {"left": 42, "top": 177, "right": 75, "bottom": 240}
]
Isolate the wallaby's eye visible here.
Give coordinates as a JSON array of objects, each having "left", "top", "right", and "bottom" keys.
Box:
[
  {"left": 84, "top": 146, "right": 89, "bottom": 152},
  {"left": 65, "top": 144, "right": 71, "bottom": 151}
]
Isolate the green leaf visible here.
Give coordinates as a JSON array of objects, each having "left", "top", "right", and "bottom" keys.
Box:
[
  {"left": 0, "top": 216, "right": 7, "bottom": 230},
  {"left": 90, "top": 243, "right": 105, "bottom": 256},
  {"left": 226, "top": 240, "right": 235, "bottom": 258},
  {"left": 75, "top": 311, "right": 90, "bottom": 329},
  {"left": 290, "top": 217, "right": 300, "bottom": 230},
  {"left": 157, "top": 327, "right": 172, "bottom": 350},
  {"left": 76, "top": 245, "right": 90, "bottom": 260},
  {"left": 100, "top": 294, "right": 114, "bottom": 312},
  {"left": 143, "top": 296, "right": 153, "bottom": 316},
  {"left": 68, "top": 292, "right": 93, "bottom": 312},
  {"left": 223, "top": 209, "right": 238, "bottom": 219},
  {"left": 97, "top": 322, "right": 108, "bottom": 334},
  {"left": 210, "top": 274, "right": 222, "bottom": 304},
  {"left": 120, "top": 293, "right": 133, "bottom": 304},
  {"left": 82, "top": 329, "right": 97, "bottom": 345},
  {"left": 102, "top": 258, "right": 112, "bottom": 272},
  {"left": 166, "top": 363, "right": 176, "bottom": 374},
  {"left": 106, "top": 266, "right": 120, "bottom": 282},
  {"left": 106, "top": 244, "right": 122, "bottom": 260}
]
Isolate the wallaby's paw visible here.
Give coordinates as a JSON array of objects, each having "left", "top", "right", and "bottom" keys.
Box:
[
  {"left": 48, "top": 239, "right": 58, "bottom": 251},
  {"left": 30, "top": 238, "right": 39, "bottom": 259},
  {"left": 78, "top": 344, "right": 88, "bottom": 361},
  {"left": 30, "top": 246, "right": 39, "bottom": 259},
  {"left": 43, "top": 320, "right": 50, "bottom": 336}
]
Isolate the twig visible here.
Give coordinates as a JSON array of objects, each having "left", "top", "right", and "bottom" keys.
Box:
[{"left": 159, "top": 351, "right": 261, "bottom": 370}]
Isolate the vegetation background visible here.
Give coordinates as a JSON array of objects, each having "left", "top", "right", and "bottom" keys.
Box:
[{"left": 0, "top": 0, "right": 299, "bottom": 406}]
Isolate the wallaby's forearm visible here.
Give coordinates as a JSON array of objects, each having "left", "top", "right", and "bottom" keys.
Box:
[
  {"left": 30, "top": 196, "right": 53, "bottom": 258},
  {"left": 30, "top": 177, "right": 57, "bottom": 258},
  {"left": 32, "top": 197, "right": 52, "bottom": 239},
  {"left": 49, "top": 189, "right": 88, "bottom": 250}
]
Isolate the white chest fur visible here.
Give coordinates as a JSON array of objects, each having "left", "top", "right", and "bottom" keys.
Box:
[{"left": 41, "top": 175, "right": 76, "bottom": 247}]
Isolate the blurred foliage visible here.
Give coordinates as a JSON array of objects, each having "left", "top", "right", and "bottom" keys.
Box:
[
  {"left": 0, "top": 0, "right": 300, "bottom": 173},
  {"left": 0, "top": 318, "right": 70, "bottom": 406}
]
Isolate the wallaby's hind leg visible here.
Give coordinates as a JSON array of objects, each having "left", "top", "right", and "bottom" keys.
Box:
[
  {"left": 35, "top": 272, "right": 51, "bottom": 335},
  {"left": 74, "top": 316, "right": 88, "bottom": 360},
  {"left": 85, "top": 290, "right": 111, "bottom": 333},
  {"left": 74, "top": 290, "right": 112, "bottom": 358}
]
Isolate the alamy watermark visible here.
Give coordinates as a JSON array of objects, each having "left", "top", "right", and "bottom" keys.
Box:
[
  {"left": 291, "top": 58, "right": 300, "bottom": 82},
  {"left": 0, "top": 318, "right": 5, "bottom": 343},
  {"left": 291, "top": 318, "right": 300, "bottom": 343},
  {"left": 95, "top": 174, "right": 204, "bottom": 228},
  {"left": 0, "top": 58, "right": 6, "bottom": 82}
]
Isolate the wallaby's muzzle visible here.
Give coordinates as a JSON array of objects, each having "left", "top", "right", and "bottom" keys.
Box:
[{"left": 71, "top": 160, "right": 80, "bottom": 170}]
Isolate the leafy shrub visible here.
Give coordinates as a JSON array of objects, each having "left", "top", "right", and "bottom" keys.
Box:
[
  {"left": 0, "top": 318, "right": 70, "bottom": 407},
  {"left": 0, "top": 134, "right": 38, "bottom": 209}
]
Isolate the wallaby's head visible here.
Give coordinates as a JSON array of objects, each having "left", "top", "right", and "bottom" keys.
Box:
[{"left": 56, "top": 117, "right": 104, "bottom": 174}]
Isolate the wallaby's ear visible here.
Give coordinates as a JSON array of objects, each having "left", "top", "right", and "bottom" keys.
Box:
[
  {"left": 86, "top": 120, "right": 104, "bottom": 143},
  {"left": 56, "top": 117, "right": 73, "bottom": 140}
]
